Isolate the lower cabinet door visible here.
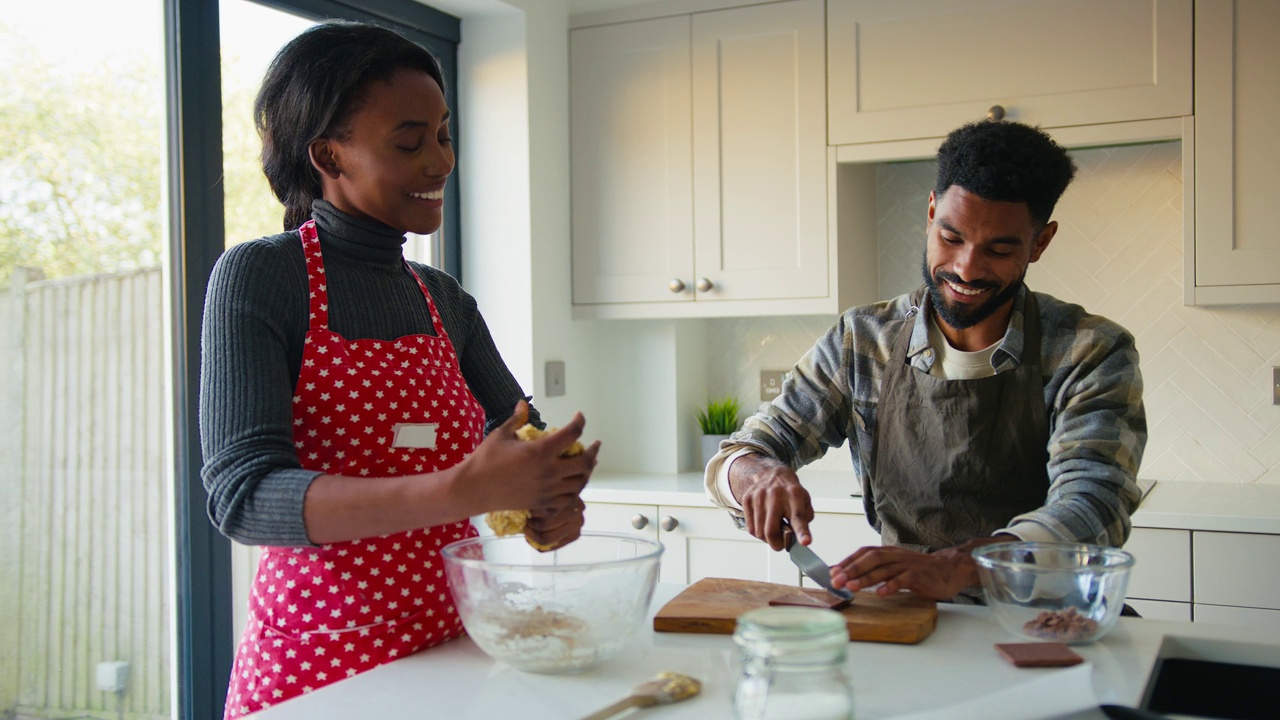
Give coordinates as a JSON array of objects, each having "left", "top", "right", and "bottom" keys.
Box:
[
  {"left": 1193, "top": 532, "right": 1280, "bottom": 610},
  {"left": 658, "top": 505, "right": 796, "bottom": 586},
  {"left": 1125, "top": 527, "right": 1192, "bottom": 603},
  {"left": 583, "top": 502, "right": 795, "bottom": 586},
  {"left": 801, "top": 512, "right": 881, "bottom": 591},
  {"left": 1126, "top": 599, "right": 1192, "bottom": 622},
  {"left": 582, "top": 502, "right": 660, "bottom": 541},
  {"left": 1194, "top": 604, "right": 1280, "bottom": 630}
]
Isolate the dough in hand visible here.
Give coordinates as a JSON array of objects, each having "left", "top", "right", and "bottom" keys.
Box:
[
  {"left": 485, "top": 423, "right": 586, "bottom": 551},
  {"left": 514, "top": 423, "right": 585, "bottom": 456}
]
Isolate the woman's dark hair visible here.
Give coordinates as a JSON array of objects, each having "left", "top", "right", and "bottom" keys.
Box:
[
  {"left": 934, "top": 121, "right": 1077, "bottom": 227},
  {"left": 254, "top": 21, "right": 446, "bottom": 231}
]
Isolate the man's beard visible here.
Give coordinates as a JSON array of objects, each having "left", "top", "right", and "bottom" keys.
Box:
[{"left": 920, "top": 251, "right": 1023, "bottom": 330}]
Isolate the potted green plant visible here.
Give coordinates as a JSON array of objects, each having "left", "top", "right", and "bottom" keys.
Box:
[{"left": 697, "top": 395, "right": 743, "bottom": 468}]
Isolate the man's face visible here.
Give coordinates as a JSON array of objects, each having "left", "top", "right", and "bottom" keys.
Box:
[{"left": 921, "top": 186, "right": 1056, "bottom": 334}]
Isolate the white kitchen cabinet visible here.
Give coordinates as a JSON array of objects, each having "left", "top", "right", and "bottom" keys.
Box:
[
  {"left": 1194, "top": 605, "right": 1280, "bottom": 631},
  {"left": 803, "top": 511, "right": 881, "bottom": 591},
  {"left": 1186, "top": 0, "right": 1280, "bottom": 304},
  {"left": 1125, "top": 527, "right": 1192, "bottom": 604},
  {"left": 570, "top": 0, "right": 832, "bottom": 319},
  {"left": 1127, "top": 600, "right": 1192, "bottom": 622},
  {"left": 569, "top": 16, "right": 693, "bottom": 308},
  {"left": 583, "top": 502, "right": 795, "bottom": 586},
  {"left": 826, "top": 0, "right": 1193, "bottom": 146},
  {"left": 1192, "top": 531, "right": 1280, "bottom": 612}
]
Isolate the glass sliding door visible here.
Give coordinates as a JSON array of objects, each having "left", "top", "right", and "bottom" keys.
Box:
[
  {"left": 0, "top": 2, "right": 175, "bottom": 719},
  {"left": 217, "top": 0, "right": 315, "bottom": 646}
]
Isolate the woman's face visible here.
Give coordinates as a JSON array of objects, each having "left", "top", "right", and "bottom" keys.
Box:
[{"left": 315, "top": 67, "right": 454, "bottom": 235}]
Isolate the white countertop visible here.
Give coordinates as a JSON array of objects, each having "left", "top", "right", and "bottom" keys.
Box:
[
  {"left": 247, "top": 583, "right": 1280, "bottom": 720},
  {"left": 582, "top": 472, "right": 1280, "bottom": 535}
]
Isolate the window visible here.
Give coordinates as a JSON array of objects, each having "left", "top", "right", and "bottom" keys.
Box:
[
  {"left": 0, "top": 1, "right": 460, "bottom": 718},
  {"left": 0, "top": 2, "right": 174, "bottom": 718}
]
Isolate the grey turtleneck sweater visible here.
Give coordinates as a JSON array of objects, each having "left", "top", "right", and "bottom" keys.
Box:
[{"left": 199, "top": 200, "right": 540, "bottom": 546}]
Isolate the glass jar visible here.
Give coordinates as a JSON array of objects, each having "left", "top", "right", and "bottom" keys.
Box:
[{"left": 732, "top": 606, "right": 855, "bottom": 720}]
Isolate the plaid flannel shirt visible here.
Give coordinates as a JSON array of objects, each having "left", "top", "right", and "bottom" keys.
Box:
[{"left": 714, "top": 285, "right": 1146, "bottom": 547}]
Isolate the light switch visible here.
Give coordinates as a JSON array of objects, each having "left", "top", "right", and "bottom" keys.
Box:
[
  {"left": 760, "top": 369, "right": 788, "bottom": 402},
  {"left": 545, "top": 360, "right": 566, "bottom": 397}
]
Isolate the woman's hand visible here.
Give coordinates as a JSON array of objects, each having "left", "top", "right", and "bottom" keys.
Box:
[
  {"left": 452, "top": 400, "right": 601, "bottom": 521},
  {"left": 523, "top": 496, "right": 588, "bottom": 551}
]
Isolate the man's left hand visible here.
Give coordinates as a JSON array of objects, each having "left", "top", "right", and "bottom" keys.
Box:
[{"left": 830, "top": 536, "right": 1013, "bottom": 601}]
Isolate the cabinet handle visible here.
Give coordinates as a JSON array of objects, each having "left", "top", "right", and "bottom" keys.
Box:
[
  {"left": 631, "top": 514, "right": 649, "bottom": 530},
  {"left": 695, "top": 277, "right": 714, "bottom": 293},
  {"left": 987, "top": 104, "right": 1006, "bottom": 121},
  {"left": 668, "top": 278, "right": 686, "bottom": 293},
  {"left": 660, "top": 515, "right": 679, "bottom": 532}
]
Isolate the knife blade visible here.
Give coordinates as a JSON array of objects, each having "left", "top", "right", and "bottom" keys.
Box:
[{"left": 783, "top": 521, "right": 854, "bottom": 601}]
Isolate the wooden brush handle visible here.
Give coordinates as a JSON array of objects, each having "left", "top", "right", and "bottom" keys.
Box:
[{"left": 577, "top": 695, "right": 653, "bottom": 720}]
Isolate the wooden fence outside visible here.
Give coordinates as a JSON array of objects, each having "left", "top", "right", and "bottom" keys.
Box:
[{"left": 1, "top": 267, "right": 171, "bottom": 720}]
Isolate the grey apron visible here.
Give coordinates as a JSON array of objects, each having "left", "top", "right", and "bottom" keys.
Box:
[{"left": 866, "top": 287, "right": 1050, "bottom": 553}]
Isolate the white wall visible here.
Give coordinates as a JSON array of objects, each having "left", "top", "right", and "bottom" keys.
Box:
[
  {"left": 448, "top": 2, "right": 1279, "bottom": 484},
  {"left": 450, "top": 0, "right": 688, "bottom": 473},
  {"left": 705, "top": 142, "right": 1280, "bottom": 485}
]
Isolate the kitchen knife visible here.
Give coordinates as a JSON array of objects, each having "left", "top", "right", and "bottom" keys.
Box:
[{"left": 783, "top": 521, "right": 854, "bottom": 601}]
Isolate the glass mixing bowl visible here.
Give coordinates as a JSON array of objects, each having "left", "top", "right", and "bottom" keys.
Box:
[
  {"left": 973, "top": 542, "right": 1135, "bottom": 645},
  {"left": 442, "top": 532, "right": 663, "bottom": 674}
]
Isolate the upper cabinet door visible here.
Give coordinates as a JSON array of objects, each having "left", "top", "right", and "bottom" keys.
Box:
[
  {"left": 570, "top": 17, "right": 694, "bottom": 305},
  {"left": 691, "top": 0, "right": 828, "bottom": 303},
  {"left": 827, "top": 0, "right": 1193, "bottom": 145},
  {"left": 1190, "top": 0, "right": 1280, "bottom": 302}
]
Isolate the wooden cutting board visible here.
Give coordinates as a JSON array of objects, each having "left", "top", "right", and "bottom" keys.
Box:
[{"left": 653, "top": 577, "right": 938, "bottom": 644}]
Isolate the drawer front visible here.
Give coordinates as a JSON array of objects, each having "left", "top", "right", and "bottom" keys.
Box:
[
  {"left": 802, "top": 512, "right": 881, "bottom": 591},
  {"left": 1194, "top": 604, "right": 1280, "bottom": 631},
  {"left": 1125, "top": 527, "right": 1191, "bottom": 602},
  {"left": 1193, "top": 532, "right": 1280, "bottom": 610},
  {"left": 582, "top": 502, "right": 660, "bottom": 541}
]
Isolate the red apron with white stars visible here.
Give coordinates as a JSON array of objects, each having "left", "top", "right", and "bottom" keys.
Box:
[{"left": 225, "top": 220, "right": 484, "bottom": 718}]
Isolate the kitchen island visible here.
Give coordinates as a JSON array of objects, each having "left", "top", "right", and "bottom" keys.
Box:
[{"left": 246, "top": 583, "right": 1280, "bottom": 719}]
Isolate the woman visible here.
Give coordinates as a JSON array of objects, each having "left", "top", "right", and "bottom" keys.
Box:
[{"left": 199, "top": 21, "right": 599, "bottom": 717}]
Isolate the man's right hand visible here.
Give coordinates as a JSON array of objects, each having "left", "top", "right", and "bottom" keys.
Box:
[{"left": 729, "top": 454, "right": 814, "bottom": 551}]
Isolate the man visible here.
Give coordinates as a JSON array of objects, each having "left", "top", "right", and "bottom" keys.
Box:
[{"left": 704, "top": 120, "right": 1146, "bottom": 603}]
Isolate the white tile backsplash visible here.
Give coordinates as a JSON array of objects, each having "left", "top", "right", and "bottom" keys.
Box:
[{"left": 706, "top": 141, "right": 1280, "bottom": 484}]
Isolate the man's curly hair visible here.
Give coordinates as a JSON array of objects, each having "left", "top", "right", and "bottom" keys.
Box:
[{"left": 935, "top": 121, "right": 1077, "bottom": 227}]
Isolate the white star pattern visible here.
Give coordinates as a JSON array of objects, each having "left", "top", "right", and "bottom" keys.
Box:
[{"left": 224, "top": 220, "right": 483, "bottom": 718}]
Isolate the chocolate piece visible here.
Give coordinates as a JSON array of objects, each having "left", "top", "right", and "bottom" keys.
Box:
[
  {"left": 995, "top": 642, "right": 1084, "bottom": 668},
  {"left": 768, "top": 590, "right": 854, "bottom": 611},
  {"left": 1021, "top": 607, "right": 1100, "bottom": 642}
]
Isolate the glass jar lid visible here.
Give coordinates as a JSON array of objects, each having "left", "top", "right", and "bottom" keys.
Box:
[{"left": 733, "top": 607, "right": 848, "bottom": 662}]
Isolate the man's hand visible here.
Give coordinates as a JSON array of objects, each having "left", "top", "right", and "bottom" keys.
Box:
[
  {"left": 830, "top": 535, "right": 1014, "bottom": 601},
  {"left": 730, "top": 454, "right": 814, "bottom": 551}
]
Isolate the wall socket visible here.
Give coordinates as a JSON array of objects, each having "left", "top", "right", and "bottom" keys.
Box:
[
  {"left": 96, "top": 660, "right": 129, "bottom": 693},
  {"left": 760, "top": 369, "right": 788, "bottom": 402},
  {"left": 1273, "top": 366, "right": 1279, "bottom": 406},
  {"left": 545, "top": 360, "right": 566, "bottom": 397}
]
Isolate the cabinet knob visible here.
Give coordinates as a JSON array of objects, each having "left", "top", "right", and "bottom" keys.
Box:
[
  {"left": 987, "top": 104, "right": 1006, "bottom": 121},
  {"left": 668, "top": 278, "right": 686, "bottom": 293},
  {"left": 695, "top": 277, "right": 714, "bottom": 293},
  {"left": 660, "top": 515, "right": 679, "bottom": 532},
  {"left": 631, "top": 514, "right": 649, "bottom": 530}
]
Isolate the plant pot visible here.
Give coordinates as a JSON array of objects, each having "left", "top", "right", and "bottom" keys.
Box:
[{"left": 701, "top": 434, "right": 731, "bottom": 469}]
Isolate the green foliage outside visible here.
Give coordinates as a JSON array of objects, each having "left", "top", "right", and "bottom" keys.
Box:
[
  {"left": 697, "top": 395, "right": 743, "bottom": 435},
  {"left": 0, "top": 23, "right": 284, "bottom": 286}
]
